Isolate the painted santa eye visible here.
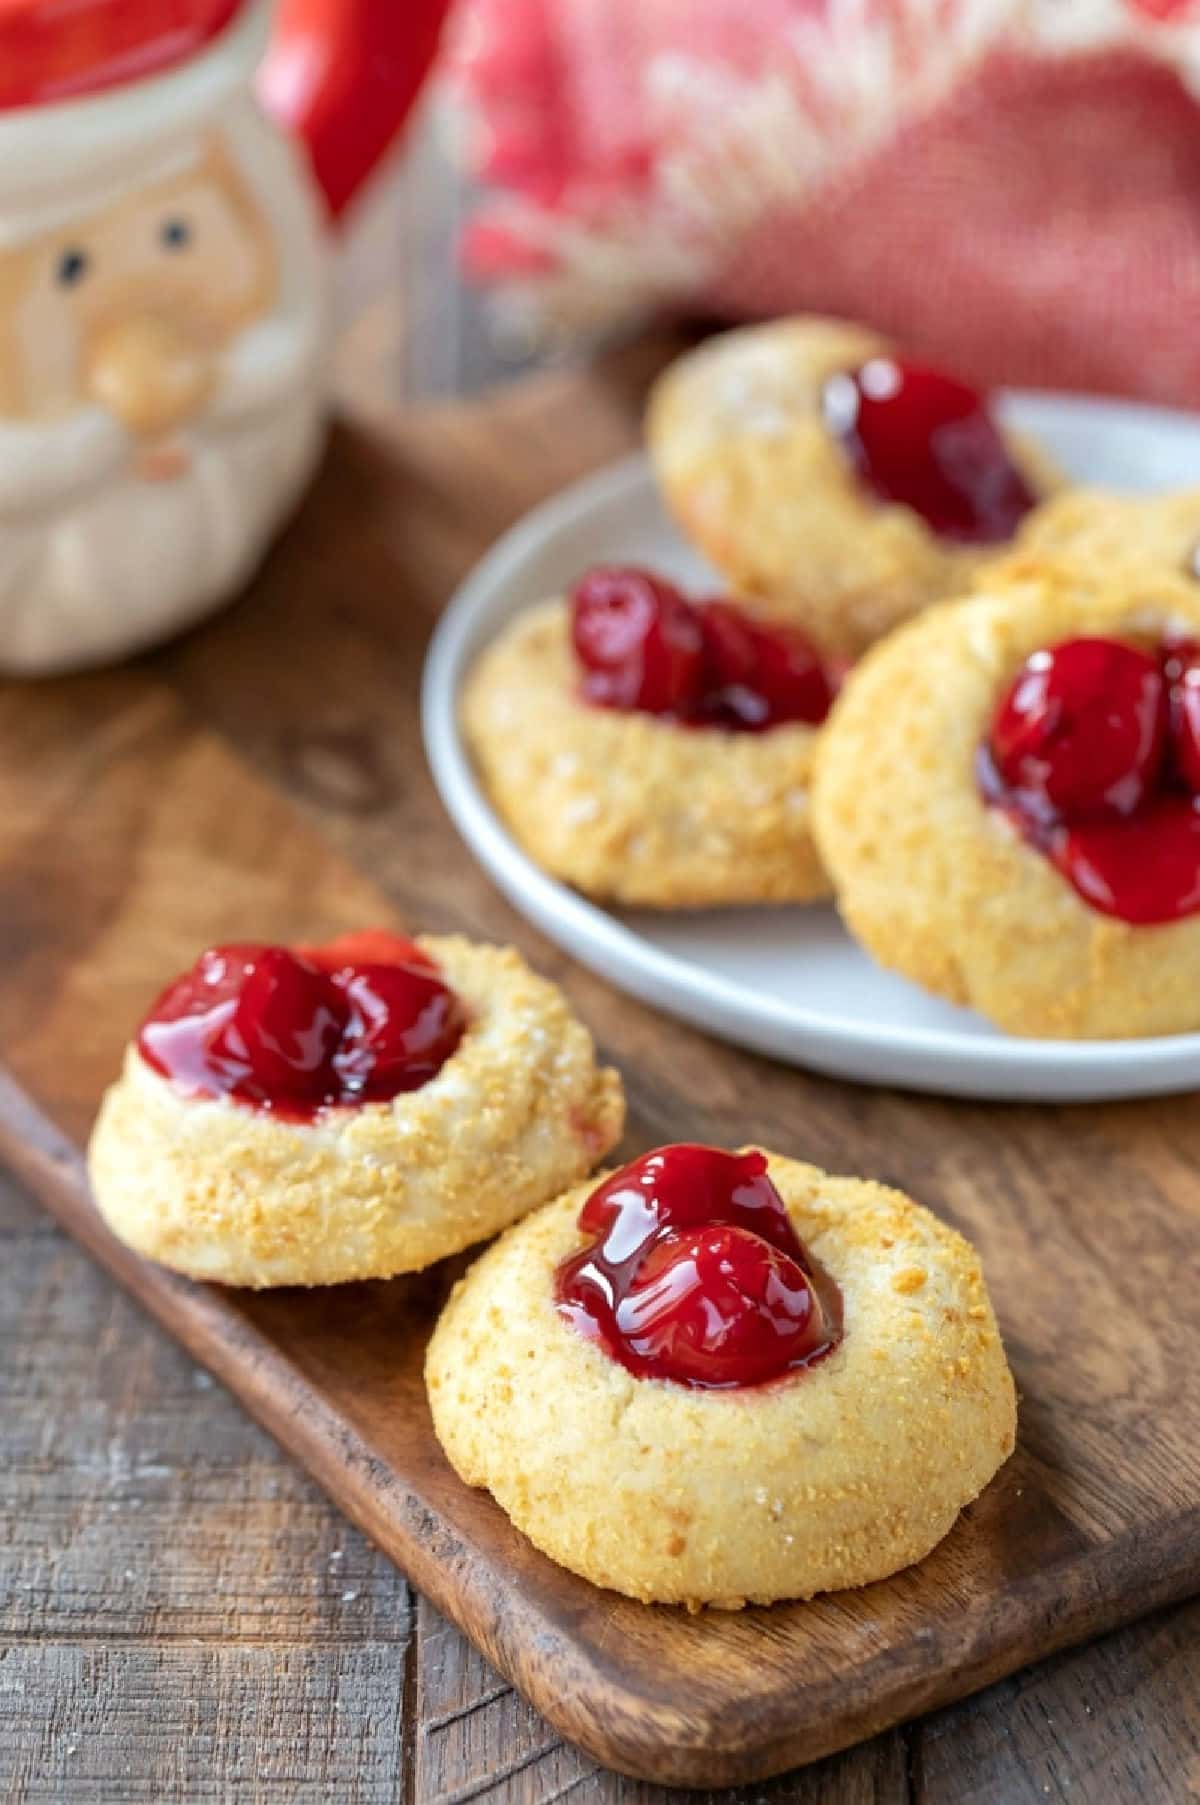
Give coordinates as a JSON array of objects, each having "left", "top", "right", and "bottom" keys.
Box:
[
  {"left": 56, "top": 247, "right": 89, "bottom": 287},
  {"left": 160, "top": 218, "right": 192, "bottom": 251}
]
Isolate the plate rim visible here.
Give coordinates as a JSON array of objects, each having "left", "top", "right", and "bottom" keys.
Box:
[{"left": 422, "top": 397, "right": 1200, "bottom": 1099}]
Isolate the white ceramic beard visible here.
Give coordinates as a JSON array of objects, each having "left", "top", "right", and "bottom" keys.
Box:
[
  {"left": 0, "top": 347, "right": 324, "bottom": 673},
  {"left": 0, "top": 40, "right": 329, "bottom": 675}
]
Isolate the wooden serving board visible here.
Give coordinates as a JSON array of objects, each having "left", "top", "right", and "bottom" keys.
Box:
[{"left": 3, "top": 342, "right": 1199, "bottom": 1789}]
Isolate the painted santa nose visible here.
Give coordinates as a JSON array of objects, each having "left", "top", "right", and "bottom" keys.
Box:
[{"left": 84, "top": 314, "right": 217, "bottom": 439}]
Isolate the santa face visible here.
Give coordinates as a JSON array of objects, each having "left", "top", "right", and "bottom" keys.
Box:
[
  {"left": 0, "top": 138, "right": 274, "bottom": 432},
  {"left": 0, "top": 100, "right": 327, "bottom": 674}
]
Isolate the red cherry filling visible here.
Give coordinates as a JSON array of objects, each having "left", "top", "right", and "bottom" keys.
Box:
[
  {"left": 990, "top": 638, "right": 1167, "bottom": 820},
  {"left": 699, "top": 602, "right": 833, "bottom": 729},
  {"left": 333, "top": 964, "right": 464, "bottom": 1101},
  {"left": 980, "top": 636, "right": 1200, "bottom": 925},
  {"left": 823, "top": 357, "right": 1036, "bottom": 543},
  {"left": 569, "top": 567, "right": 833, "bottom": 730},
  {"left": 556, "top": 1145, "right": 842, "bottom": 1390},
  {"left": 617, "top": 1225, "right": 819, "bottom": 1389},
  {"left": 1056, "top": 805, "right": 1200, "bottom": 923},
  {"left": 1163, "top": 638, "right": 1200, "bottom": 793},
  {"left": 209, "top": 948, "right": 349, "bottom": 1105},
  {"left": 571, "top": 565, "right": 705, "bottom": 714},
  {"left": 138, "top": 935, "right": 466, "bottom": 1119}
]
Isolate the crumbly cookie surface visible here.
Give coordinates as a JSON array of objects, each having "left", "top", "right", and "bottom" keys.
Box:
[
  {"left": 461, "top": 599, "right": 829, "bottom": 907},
  {"left": 87, "top": 936, "right": 624, "bottom": 1287},
  {"left": 646, "top": 317, "right": 1057, "bottom": 657},
  {"left": 812, "top": 559, "right": 1200, "bottom": 1038},
  {"left": 1016, "top": 486, "right": 1200, "bottom": 581},
  {"left": 426, "top": 1151, "right": 1015, "bottom": 1609}
]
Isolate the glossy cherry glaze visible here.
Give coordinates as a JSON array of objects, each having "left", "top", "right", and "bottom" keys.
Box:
[
  {"left": 1163, "top": 637, "right": 1200, "bottom": 793},
  {"left": 980, "top": 636, "right": 1200, "bottom": 924},
  {"left": 137, "top": 930, "right": 466, "bottom": 1119},
  {"left": 570, "top": 567, "right": 834, "bottom": 730},
  {"left": 555, "top": 1145, "right": 843, "bottom": 1390},
  {"left": 823, "top": 357, "right": 1036, "bottom": 543},
  {"left": 571, "top": 566, "right": 705, "bottom": 713},
  {"left": 990, "top": 638, "right": 1167, "bottom": 820}
]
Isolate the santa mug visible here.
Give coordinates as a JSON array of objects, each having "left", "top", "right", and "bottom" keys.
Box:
[{"left": 0, "top": 0, "right": 448, "bottom": 674}]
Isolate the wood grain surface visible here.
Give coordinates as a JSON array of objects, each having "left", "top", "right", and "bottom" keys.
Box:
[
  {"left": 2, "top": 337, "right": 1199, "bottom": 1794},
  {"left": 6, "top": 1142, "right": 1199, "bottom": 1803}
]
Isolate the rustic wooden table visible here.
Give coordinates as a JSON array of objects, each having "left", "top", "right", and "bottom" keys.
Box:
[{"left": 4, "top": 110, "right": 1199, "bottom": 1804}]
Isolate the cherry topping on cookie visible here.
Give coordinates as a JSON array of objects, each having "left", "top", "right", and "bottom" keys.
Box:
[
  {"left": 333, "top": 964, "right": 464, "bottom": 1101},
  {"left": 618, "top": 1224, "right": 820, "bottom": 1388},
  {"left": 981, "top": 636, "right": 1200, "bottom": 924},
  {"left": 209, "top": 948, "right": 349, "bottom": 1105},
  {"left": 578, "top": 1143, "right": 797, "bottom": 1251},
  {"left": 699, "top": 603, "right": 833, "bottom": 729},
  {"left": 990, "top": 638, "right": 1167, "bottom": 819},
  {"left": 571, "top": 566, "right": 705, "bottom": 714},
  {"left": 1162, "top": 637, "right": 1200, "bottom": 792},
  {"left": 138, "top": 936, "right": 466, "bottom": 1118},
  {"left": 570, "top": 567, "right": 833, "bottom": 729},
  {"left": 558, "top": 1145, "right": 842, "bottom": 1389},
  {"left": 1056, "top": 804, "right": 1200, "bottom": 924},
  {"left": 823, "top": 358, "right": 1035, "bottom": 543}
]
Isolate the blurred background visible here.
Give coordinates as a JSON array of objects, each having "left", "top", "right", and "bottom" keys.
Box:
[{"left": 342, "top": 0, "right": 1200, "bottom": 409}]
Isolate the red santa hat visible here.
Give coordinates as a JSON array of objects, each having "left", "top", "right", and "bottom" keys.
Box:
[
  {"left": 0, "top": 0, "right": 250, "bottom": 109},
  {"left": 0, "top": 0, "right": 268, "bottom": 244}
]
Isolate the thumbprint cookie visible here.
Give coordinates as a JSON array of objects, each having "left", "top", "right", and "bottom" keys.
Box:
[
  {"left": 462, "top": 567, "right": 840, "bottom": 907},
  {"left": 426, "top": 1144, "right": 1016, "bottom": 1609},
  {"left": 88, "top": 930, "right": 624, "bottom": 1286},
  {"left": 646, "top": 317, "right": 1058, "bottom": 657},
  {"left": 1017, "top": 486, "right": 1200, "bottom": 584},
  {"left": 813, "top": 560, "right": 1200, "bottom": 1037}
]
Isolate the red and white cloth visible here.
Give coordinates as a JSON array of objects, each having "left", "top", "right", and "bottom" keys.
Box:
[{"left": 445, "top": 0, "right": 1200, "bottom": 403}]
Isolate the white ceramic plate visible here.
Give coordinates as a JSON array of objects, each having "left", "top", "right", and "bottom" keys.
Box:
[{"left": 423, "top": 391, "right": 1200, "bottom": 1101}]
